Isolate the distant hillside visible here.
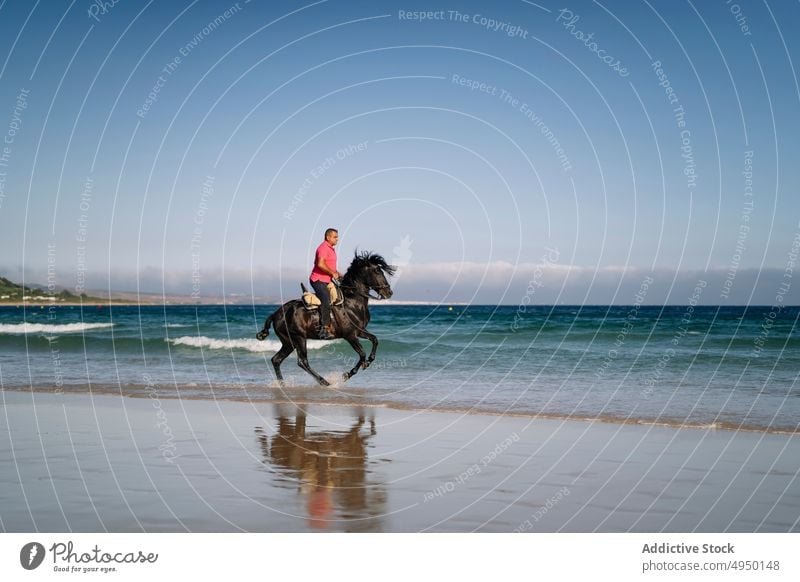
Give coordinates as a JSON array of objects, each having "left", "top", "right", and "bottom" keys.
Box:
[
  {"left": 0, "top": 276, "right": 35, "bottom": 299},
  {"left": 0, "top": 276, "right": 101, "bottom": 303}
]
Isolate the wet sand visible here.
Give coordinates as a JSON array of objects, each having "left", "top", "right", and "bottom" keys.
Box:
[{"left": 1, "top": 389, "right": 798, "bottom": 532}]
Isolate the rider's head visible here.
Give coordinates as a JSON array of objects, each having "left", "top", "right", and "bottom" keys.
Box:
[{"left": 324, "top": 228, "right": 339, "bottom": 246}]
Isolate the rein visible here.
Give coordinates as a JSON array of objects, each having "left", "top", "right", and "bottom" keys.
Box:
[{"left": 338, "top": 280, "right": 390, "bottom": 301}]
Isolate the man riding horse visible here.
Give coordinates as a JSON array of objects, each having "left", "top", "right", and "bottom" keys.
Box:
[
  {"left": 310, "top": 228, "right": 341, "bottom": 340},
  {"left": 255, "top": 234, "right": 396, "bottom": 386}
]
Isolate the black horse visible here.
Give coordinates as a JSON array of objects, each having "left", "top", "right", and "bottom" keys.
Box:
[{"left": 256, "top": 251, "right": 395, "bottom": 386}]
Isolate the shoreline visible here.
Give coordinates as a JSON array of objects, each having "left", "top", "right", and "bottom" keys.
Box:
[
  {"left": 0, "top": 304, "right": 462, "bottom": 307},
  {"left": 3, "top": 384, "right": 798, "bottom": 437},
  {"left": 4, "top": 302, "right": 796, "bottom": 307}
]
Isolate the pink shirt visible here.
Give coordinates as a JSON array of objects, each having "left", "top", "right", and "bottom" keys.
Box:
[{"left": 310, "top": 241, "right": 337, "bottom": 283}]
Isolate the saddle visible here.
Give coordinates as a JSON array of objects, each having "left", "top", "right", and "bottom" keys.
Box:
[{"left": 301, "top": 281, "right": 344, "bottom": 311}]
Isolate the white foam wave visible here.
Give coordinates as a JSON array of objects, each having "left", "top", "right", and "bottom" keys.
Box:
[
  {"left": 164, "top": 323, "right": 191, "bottom": 328},
  {"left": 168, "top": 335, "right": 330, "bottom": 353},
  {"left": 0, "top": 322, "right": 114, "bottom": 334}
]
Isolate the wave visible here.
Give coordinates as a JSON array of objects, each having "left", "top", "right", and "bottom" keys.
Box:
[
  {"left": 168, "top": 335, "right": 330, "bottom": 353},
  {"left": 0, "top": 322, "right": 114, "bottom": 334},
  {"left": 164, "top": 323, "right": 191, "bottom": 328}
]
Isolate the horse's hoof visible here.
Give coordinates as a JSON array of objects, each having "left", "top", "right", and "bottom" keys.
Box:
[
  {"left": 256, "top": 331, "right": 268, "bottom": 341},
  {"left": 342, "top": 373, "right": 350, "bottom": 381},
  {"left": 319, "top": 378, "right": 330, "bottom": 386}
]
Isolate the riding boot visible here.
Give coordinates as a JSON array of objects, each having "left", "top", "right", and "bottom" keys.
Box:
[
  {"left": 318, "top": 305, "right": 338, "bottom": 339},
  {"left": 317, "top": 322, "right": 333, "bottom": 340}
]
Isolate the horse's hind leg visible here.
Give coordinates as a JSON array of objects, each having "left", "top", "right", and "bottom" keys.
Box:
[
  {"left": 271, "top": 341, "right": 294, "bottom": 385},
  {"left": 295, "top": 339, "right": 330, "bottom": 386}
]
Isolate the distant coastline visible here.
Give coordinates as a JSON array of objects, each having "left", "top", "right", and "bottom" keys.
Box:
[
  {"left": 2, "top": 276, "right": 795, "bottom": 307},
  {"left": 0, "top": 275, "right": 466, "bottom": 306},
  {"left": 0, "top": 299, "right": 467, "bottom": 307}
]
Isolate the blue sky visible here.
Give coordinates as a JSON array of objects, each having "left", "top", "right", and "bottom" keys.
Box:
[{"left": 0, "top": 0, "right": 798, "bottom": 303}]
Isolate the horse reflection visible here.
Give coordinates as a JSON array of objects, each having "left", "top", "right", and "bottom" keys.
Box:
[{"left": 256, "top": 409, "right": 386, "bottom": 531}]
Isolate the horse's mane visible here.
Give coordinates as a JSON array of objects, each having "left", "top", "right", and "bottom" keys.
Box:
[{"left": 342, "top": 250, "right": 396, "bottom": 284}]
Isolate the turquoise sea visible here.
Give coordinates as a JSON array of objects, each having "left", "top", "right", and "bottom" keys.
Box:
[{"left": 1, "top": 304, "right": 798, "bottom": 433}]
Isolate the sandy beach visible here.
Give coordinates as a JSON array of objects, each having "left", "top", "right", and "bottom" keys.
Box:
[{"left": 1, "top": 389, "right": 798, "bottom": 533}]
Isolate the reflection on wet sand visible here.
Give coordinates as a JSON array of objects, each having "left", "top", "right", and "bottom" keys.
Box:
[{"left": 256, "top": 405, "right": 388, "bottom": 531}]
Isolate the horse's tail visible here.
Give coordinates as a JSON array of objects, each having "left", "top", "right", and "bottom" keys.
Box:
[{"left": 256, "top": 311, "right": 277, "bottom": 341}]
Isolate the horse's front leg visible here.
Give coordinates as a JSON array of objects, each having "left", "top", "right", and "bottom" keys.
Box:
[
  {"left": 357, "top": 330, "right": 378, "bottom": 368},
  {"left": 342, "top": 335, "right": 367, "bottom": 380}
]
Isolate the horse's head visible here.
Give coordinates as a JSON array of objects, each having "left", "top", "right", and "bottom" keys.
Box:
[{"left": 343, "top": 251, "right": 396, "bottom": 299}]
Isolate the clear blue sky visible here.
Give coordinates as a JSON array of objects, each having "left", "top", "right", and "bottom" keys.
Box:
[{"left": 1, "top": 0, "right": 798, "bottom": 303}]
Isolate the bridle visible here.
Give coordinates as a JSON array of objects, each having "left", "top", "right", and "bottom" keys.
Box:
[
  {"left": 367, "top": 283, "right": 391, "bottom": 300},
  {"left": 338, "top": 280, "right": 391, "bottom": 301}
]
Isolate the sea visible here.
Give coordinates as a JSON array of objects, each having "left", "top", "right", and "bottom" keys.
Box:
[{"left": 1, "top": 304, "right": 798, "bottom": 434}]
